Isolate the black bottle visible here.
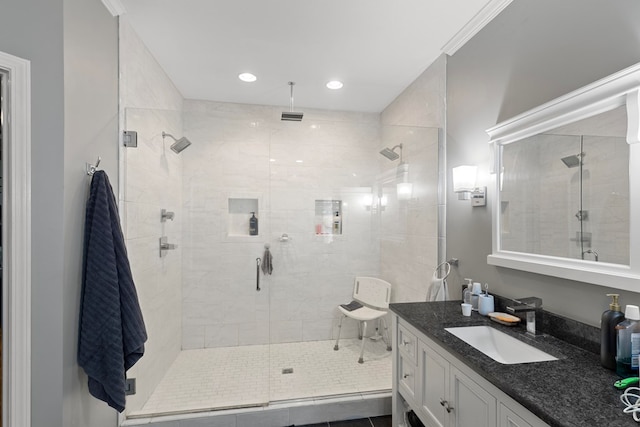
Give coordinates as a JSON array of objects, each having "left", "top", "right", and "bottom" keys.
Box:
[
  {"left": 249, "top": 212, "right": 258, "bottom": 236},
  {"left": 601, "top": 293, "right": 624, "bottom": 370}
]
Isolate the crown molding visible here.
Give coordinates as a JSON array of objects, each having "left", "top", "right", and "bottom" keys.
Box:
[
  {"left": 101, "top": 0, "right": 126, "bottom": 16},
  {"left": 441, "top": 0, "right": 513, "bottom": 56}
]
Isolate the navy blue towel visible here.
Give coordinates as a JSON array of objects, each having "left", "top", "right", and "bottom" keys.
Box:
[{"left": 78, "top": 170, "right": 147, "bottom": 412}]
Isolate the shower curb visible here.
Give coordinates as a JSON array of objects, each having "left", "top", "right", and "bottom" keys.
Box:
[{"left": 121, "top": 391, "right": 391, "bottom": 427}]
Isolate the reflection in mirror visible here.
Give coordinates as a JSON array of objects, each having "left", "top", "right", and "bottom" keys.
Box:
[
  {"left": 488, "top": 62, "right": 640, "bottom": 291},
  {"left": 500, "top": 106, "right": 629, "bottom": 264}
]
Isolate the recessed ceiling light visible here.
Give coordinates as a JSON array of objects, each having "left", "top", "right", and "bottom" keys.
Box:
[
  {"left": 239, "top": 73, "right": 257, "bottom": 82},
  {"left": 326, "top": 80, "right": 343, "bottom": 90}
]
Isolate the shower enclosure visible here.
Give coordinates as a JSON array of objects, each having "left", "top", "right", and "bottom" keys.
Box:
[{"left": 120, "top": 102, "right": 440, "bottom": 419}]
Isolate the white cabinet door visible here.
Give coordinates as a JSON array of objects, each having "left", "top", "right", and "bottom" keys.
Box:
[
  {"left": 418, "top": 341, "right": 450, "bottom": 427},
  {"left": 450, "top": 366, "right": 497, "bottom": 427},
  {"left": 399, "top": 352, "right": 418, "bottom": 403},
  {"left": 499, "top": 403, "right": 533, "bottom": 427}
]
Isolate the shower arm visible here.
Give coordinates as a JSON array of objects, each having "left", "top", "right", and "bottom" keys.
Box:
[
  {"left": 289, "top": 81, "right": 295, "bottom": 112},
  {"left": 392, "top": 144, "right": 404, "bottom": 162}
]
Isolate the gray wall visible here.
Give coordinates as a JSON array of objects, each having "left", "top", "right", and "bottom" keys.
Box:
[
  {"left": 446, "top": 0, "right": 640, "bottom": 326},
  {"left": 0, "top": 1, "right": 119, "bottom": 426},
  {"left": 0, "top": 2, "right": 65, "bottom": 426}
]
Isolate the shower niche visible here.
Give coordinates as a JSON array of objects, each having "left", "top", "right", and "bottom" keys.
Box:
[
  {"left": 227, "top": 197, "right": 260, "bottom": 238},
  {"left": 315, "top": 200, "right": 342, "bottom": 235}
]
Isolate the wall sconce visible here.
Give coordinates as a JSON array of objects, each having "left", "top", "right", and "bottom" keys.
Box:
[
  {"left": 452, "top": 165, "right": 486, "bottom": 206},
  {"left": 362, "top": 193, "right": 374, "bottom": 211},
  {"left": 397, "top": 182, "right": 413, "bottom": 200},
  {"left": 363, "top": 192, "right": 388, "bottom": 212},
  {"left": 396, "top": 161, "right": 412, "bottom": 200}
]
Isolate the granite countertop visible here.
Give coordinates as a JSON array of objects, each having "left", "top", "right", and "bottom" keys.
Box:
[{"left": 390, "top": 301, "right": 637, "bottom": 427}]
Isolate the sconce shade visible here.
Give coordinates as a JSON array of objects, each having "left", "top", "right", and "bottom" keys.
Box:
[
  {"left": 362, "top": 193, "right": 373, "bottom": 208},
  {"left": 452, "top": 165, "right": 477, "bottom": 192},
  {"left": 397, "top": 182, "right": 413, "bottom": 200}
]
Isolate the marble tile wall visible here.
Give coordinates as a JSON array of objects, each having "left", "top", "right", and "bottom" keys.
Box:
[
  {"left": 379, "top": 56, "right": 444, "bottom": 303},
  {"left": 378, "top": 125, "right": 440, "bottom": 303},
  {"left": 181, "top": 100, "right": 387, "bottom": 348},
  {"left": 120, "top": 17, "right": 185, "bottom": 415}
]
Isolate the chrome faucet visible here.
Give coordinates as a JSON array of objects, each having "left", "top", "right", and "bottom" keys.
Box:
[{"left": 506, "top": 297, "right": 542, "bottom": 335}]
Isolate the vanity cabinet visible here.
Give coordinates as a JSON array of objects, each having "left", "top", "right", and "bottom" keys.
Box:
[
  {"left": 413, "top": 336, "right": 496, "bottom": 427},
  {"left": 392, "top": 315, "right": 548, "bottom": 427}
]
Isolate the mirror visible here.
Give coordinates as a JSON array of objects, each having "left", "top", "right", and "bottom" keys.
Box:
[
  {"left": 500, "top": 106, "right": 629, "bottom": 264},
  {"left": 486, "top": 63, "right": 640, "bottom": 292}
]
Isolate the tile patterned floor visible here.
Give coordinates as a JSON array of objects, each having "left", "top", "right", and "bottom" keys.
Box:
[{"left": 131, "top": 338, "right": 392, "bottom": 417}]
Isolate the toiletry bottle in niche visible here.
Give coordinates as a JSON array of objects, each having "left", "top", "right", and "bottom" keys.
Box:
[
  {"left": 333, "top": 211, "right": 341, "bottom": 234},
  {"left": 616, "top": 305, "right": 640, "bottom": 377},
  {"left": 601, "top": 293, "right": 624, "bottom": 370},
  {"left": 249, "top": 212, "right": 258, "bottom": 236}
]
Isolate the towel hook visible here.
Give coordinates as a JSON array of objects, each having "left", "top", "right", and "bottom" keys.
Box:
[{"left": 86, "top": 156, "right": 101, "bottom": 176}]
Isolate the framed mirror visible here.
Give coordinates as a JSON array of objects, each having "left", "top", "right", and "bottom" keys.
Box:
[{"left": 486, "top": 63, "right": 640, "bottom": 292}]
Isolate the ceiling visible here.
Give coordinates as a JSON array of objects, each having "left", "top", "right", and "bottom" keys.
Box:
[{"left": 119, "top": 0, "right": 506, "bottom": 113}]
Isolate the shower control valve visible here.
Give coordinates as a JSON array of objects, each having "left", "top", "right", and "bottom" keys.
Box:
[
  {"left": 159, "top": 236, "right": 178, "bottom": 257},
  {"left": 161, "top": 209, "right": 175, "bottom": 222}
]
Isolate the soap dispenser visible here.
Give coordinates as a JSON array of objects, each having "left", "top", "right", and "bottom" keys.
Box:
[{"left": 601, "top": 293, "right": 624, "bottom": 370}]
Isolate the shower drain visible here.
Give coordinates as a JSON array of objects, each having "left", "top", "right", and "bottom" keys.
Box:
[{"left": 282, "top": 368, "right": 294, "bottom": 374}]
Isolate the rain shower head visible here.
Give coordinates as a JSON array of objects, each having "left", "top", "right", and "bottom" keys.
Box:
[
  {"left": 282, "top": 112, "right": 304, "bottom": 121},
  {"left": 162, "top": 132, "right": 192, "bottom": 154},
  {"left": 380, "top": 144, "right": 403, "bottom": 161},
  {"left": 561, "top": 153, "right": 583, "bottom": 168},
  {"left": 282, "top": 81, "right": 304, "bottom": 121}
]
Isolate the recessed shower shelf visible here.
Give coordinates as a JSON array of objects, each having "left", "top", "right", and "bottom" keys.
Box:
[
  {"left": 224, "top": 194, "right": 263, "bottom": 242},
  {"left": 315, "top": 199, "right": 342, "bottom": 235}
]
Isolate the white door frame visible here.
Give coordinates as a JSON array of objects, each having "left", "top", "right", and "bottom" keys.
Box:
[{"left": 0, "top": 50, "right": 32, "bottom": 427}]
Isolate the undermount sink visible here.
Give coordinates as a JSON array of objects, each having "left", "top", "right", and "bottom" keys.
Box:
[{"left": 444, "top": 326, "right": 558, "bottom": 364}]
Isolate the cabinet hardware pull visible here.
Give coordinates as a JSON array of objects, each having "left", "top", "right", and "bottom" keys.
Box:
[
  {"left": 439, "top": 399, "right": 454, "bottom": 413},
  {"left": 403, "top": 373, "right": 411, "bottom": 379},
  {"left": 403, "top": 340, "right": 410, "bottom": 346}
]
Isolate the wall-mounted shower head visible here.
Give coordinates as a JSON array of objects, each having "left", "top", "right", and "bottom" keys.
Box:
[
  {"left": 281, "top": 81, "right": 304, "bottom": 121},
  {"left": 162, "top": 132, "right": 192, "bottom": 153},
  {"left": 379, "top": 144, "right": 403, "bottom": 161},
  {"left": 561, "top": 153, "right": 583, "bottom": 168}
]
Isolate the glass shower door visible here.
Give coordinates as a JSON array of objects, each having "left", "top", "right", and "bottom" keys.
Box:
[
  {"left": 122, "top": 106, "right": 272, "bottom": 416},
  {"left": 180, "top": 106, "right": 272, "bottom": 409}
]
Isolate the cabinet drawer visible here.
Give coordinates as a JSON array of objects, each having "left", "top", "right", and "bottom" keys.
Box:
[
  {"left": 398, "top": 353, "right": 417, "bottom": 401},
  {"left": 398, "top": 323, "right": 417, "bottom": 363}
]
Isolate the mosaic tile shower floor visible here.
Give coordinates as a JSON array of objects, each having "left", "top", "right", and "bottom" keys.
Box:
[{"left": 130, "top": 338, "right": 392, "bottom": 417}]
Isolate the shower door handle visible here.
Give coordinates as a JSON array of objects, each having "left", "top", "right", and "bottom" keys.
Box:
[{"left": 256, "top": 258, "right": 261, "bottom": 291}]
